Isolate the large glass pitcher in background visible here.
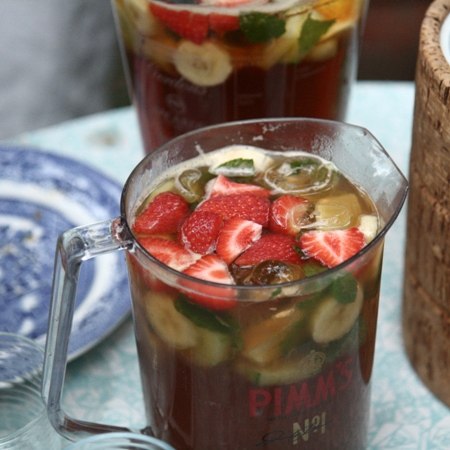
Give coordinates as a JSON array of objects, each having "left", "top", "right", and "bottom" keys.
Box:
[
  {"left": 42, "top": 118, "right": 407, "bottom": 449},
  {"left": 112, "top": 0, "right": 369, "bottom": 153}
]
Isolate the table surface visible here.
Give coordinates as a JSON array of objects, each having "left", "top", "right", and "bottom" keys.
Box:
[{"left": 6, "top": 81, "right": 450, "bottom": 449}]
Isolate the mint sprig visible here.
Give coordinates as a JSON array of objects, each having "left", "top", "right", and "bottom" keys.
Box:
[
  {"left": 298, "top": 14, "right": 335, "bottom": 58},
  {"left": 240, "top": 12, "right": 286, "bottom": 44},
  {"left": 330, "top": 272, "right": 358, "bottom": 304},
  {"left": 175, "top": 296, "right": 238, "bottom": 334},
  {"left": 212, "top": 158, "right": 255, "bottom": 176}
]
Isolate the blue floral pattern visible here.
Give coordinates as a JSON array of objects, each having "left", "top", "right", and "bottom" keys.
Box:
[{"left": 0, "top": 146, "right": 130, "bottom": 359}]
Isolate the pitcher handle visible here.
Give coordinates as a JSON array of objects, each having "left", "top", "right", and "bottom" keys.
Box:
[{"left": 42, "top": 218, "right": 135, "bottom": 442}]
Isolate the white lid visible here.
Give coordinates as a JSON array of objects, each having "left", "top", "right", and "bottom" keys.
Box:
[{"left": 439, "top": 12, "right": 450, "bottom": 64}]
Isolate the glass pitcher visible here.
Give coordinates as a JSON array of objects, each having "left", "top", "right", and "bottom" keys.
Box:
[{"left": 42, "top": 118, "right": 408, "bottom": 449}]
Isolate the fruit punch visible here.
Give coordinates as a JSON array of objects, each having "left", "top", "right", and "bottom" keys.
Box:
[
  {"left": 127, "top": 145, "right": 383, "bottom": 449},
  {"left": 113, "top": 0, "right": 367, "bottom": 152}
]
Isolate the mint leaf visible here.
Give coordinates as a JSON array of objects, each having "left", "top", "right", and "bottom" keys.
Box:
[
  {"left": 280, "top": 318, "right": 310, "bottom": 355},
  {"left": 298, "top": 14, "right": 335, "bottom": 58},
  {"left": 240, "top": 12, "right": 286, "bottom": 44},
  {"left": 290, "top": 158, "right": 320, "bottom": 173},
  {"left": 175, "top": 297, "right": 238, "bottom": 334},
  {"left": 212, "top": 158, "right": 255, "bottom": 176},
  {"left": 330, "top": 272, "right": 357, "bottom": 304},
  {"left": 302, "top": 261, "right": 327, "bottom": 277},
  {"left": 270, "top": 287, "right": 282, "bottom": 299}
]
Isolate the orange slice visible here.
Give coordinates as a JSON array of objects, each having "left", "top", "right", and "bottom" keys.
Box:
[{"left": 315, "top": 0, "right": 359, "bottom": 21}]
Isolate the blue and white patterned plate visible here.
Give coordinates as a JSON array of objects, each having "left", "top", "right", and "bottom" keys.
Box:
[{"left": 0, "top": 145, "right": 131, "bottom": 360}]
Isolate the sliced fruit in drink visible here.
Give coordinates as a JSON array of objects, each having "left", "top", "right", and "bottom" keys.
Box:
[
  {"left": 208, "top": 13, "right": 240, "bottom": 34},
  {"left": 314, "top": 193, "right": 362, "bottom": 230},
  {"left": 149, "top": 3, "right": 209, "bottom": 44},
  {"left": 216, "top": 218, "right": 262, "bottom": 264},
  {"left": 175, "top": 295, "right": 238, "bottom": 365},
  {"left": 205, "top": 175, "right": 271, "bottom": 198},
  {"left": 182, "top": 254, "right": 236, "bottom": 310},
  {"left": 262, "top": 11, "right": 306, "bottom": 67},
  {"left": 133, "top": 191, "right": 189, "bottom": 235},
  {"left": 143, "top": 36, "right": 178, "bottom": 72},
  {"left": 176, "top": 168, "right": 211, "bottom": 203},
  {"left": 242, "top": 306, "right": 303, "bottom": 365},
  {"left": 357, "top": 214, "right": 378, "bottom": 243},
  {"left": 235, "top": 233, "right": 302, "bottom": 266},
  {"left": 310, "top": 282, "right": 363, "bottom": 344},
  {"left": 123, "top": 0, "right": 159, "bottom": 37},
  {"left": 264, "top": 156, "right": 335, "bottom": 195},
  {"left": 173, "top": 41, "right": 232, "bottom": 87},
  {"left": 198, "top": 193, "right": 270, "bottom": 226},
  {"left": 191, "top": 328, "right": 232, "bottom": 366},
  {"left": 316, "top": 0, "right": 359, "bottom": 21},
  {"left": 307, "top": 37, "right": 338, "bottom": 61},
  {"left": 180, "top": 210, "right": 223, "bottom": 255},
  {"left": 238, "top": 349, "right": 326, "bottom": 385},
  {"left": 145, "top": 292, "right": 199, "bottom": 349},
  {"left": 269, "top": 194, "right": 312, "bottom": 235},
  {"left": 299, "top": 227, "right": 365, "bottom": 268},
  {"left": 139, "top": 237, "right": 200, "bottom": 271}
]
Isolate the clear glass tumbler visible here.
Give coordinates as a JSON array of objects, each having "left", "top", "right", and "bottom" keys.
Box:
[
  {"left": 64, "top": 432, "right": 175, "bottom": 449},
  {"left": 0, "top": 332, "right": 62, "bottom": 449}
]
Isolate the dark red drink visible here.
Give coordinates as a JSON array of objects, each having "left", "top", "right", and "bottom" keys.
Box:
[{"left": 126, "top": 145, "right": 383, "bottom": 449}]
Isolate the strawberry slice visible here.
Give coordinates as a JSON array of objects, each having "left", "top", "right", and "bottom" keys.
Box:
[
  {"left": 150, "top": 3, "right": 209, "bottom": 45},
  {"left": 182, "top": 254, "right": 236, "bottom": 310},
  {"left": 139, "top": 237, "right": 200, "bottom": 271},
  {"left": 184, "top": 254, "right": 235, "bottom": 284},
  {"left": 216, "top": 218, "right": 262, "bottom": 264},
  {"left": 269, "top": 194, "right": 311, "bottom": 236},
  {"left": 299, "top": 227, "right": 366, "bottom": 268},
  {"left": 133, "top": 192, "right": 189, "bottom": 235},
  {"left": 206, "top": 174, "right": 271, "bottom": 198},
  {"left": 180, "top": 210, "right": 223, "bottom": 255},
  {"left": 198, "top": 193, "right": 270, "bottom": 226},
  {"left": 200, "top": 0, "right": 266, "bottom": 6},
  {"left": 208, "top": 13, "right": 240, "bottom": 34},
  {"left": 234, "top": 233, "right": 302, "bottom": 266}
]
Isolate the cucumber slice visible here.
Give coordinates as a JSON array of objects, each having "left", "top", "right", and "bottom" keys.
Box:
[
  {"left": 238, "top": 350, "right": 326, "bottom": 386},
  {"left": 145, "top": 292, "right": 199, "bottom": 349},
  {"left": 191, "top": 328, "right": 232, "bottom": 367},
  {"left": 242, "top": 307, "right": 303, "bottom": 365}
]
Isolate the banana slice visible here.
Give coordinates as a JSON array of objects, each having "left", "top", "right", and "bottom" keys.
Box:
[
  {"left": 358, "top": 214, "right": 379, "bottom": 243},
  {"left": 306, "top": 38, "right": 338, "bottom": 62},
  {"left": 191, "top": 328, "right": 232, "bottom": 367},
  {"left": 310, "top": 283, "right": 363, "bottom": 344},
  {"left": 145, "top": 292, "right": 199, "bottom": 349},
  {"left": 237, "top": 350, "right": 326, "bottom": 386},
  {"left": 174, "top": 41, "right": 232, "bottom": 87},
  {"left": 262, "top": 12, "right": 306, "bottom": 67},
  {"left": 242, "top": 307, "right": 303, "bottom": 365},
  {"left": 322, "top": 19, "right": 355, "bottom": 41}
]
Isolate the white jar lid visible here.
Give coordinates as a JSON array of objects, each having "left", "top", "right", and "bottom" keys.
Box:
[{"left": 439, "top": 12, "right": 450, "bottom": 64}]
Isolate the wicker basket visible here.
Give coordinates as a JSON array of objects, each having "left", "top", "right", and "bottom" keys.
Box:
[{"left": 403, "top": 0, "right": 450, "bottom": 407}]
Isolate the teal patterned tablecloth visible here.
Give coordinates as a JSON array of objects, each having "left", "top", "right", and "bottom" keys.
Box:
[{"left": 9, "top": 82, "right": 450, "bottom": 449}]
